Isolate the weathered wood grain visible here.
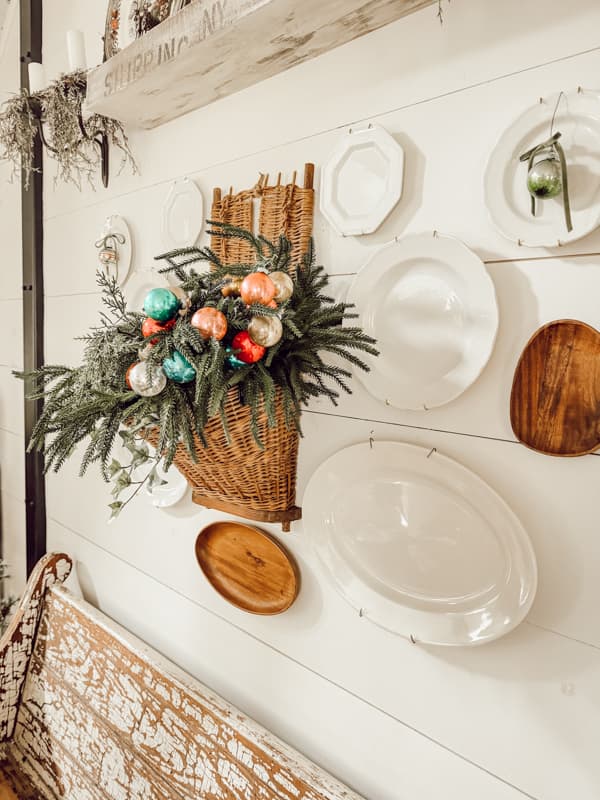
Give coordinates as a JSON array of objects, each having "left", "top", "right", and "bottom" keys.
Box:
[
  {"left": 19, "top": 587, "right": 362, "bottom": 800},
  {"left": 0, "top": 746, "right": 50, "bottom": 800},
  {"left": 0, "top": 554, "right": 72, "bottom": 742},
  {"left": 86, "top": 0, "right": 436, "bottom": 128},
  {"left": 510, "top": 319, "right": 600, "bottom": 456}
]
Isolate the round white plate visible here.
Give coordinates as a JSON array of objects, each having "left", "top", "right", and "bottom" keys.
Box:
[
  {"left": 304, "top": 442, "right": 537, "bottom": 646},
  {"left": 321, "top": 124, "right": 404, "bottom": 236},
  {"left": 348, "top": 233, "right": 498, "bottom": 410},
  {"left": 484, "top": 88, "right": 600, "bottom": 247},
  {"left": 146, "top": 463, "right": 188, "bottom": 508},
  {"left": 123, "top": 270, "right": 170, "bottom": 314},
  {"left": 161, "top": 178, "right": 204, "bottom": 250},
  {"left": 97, "top": 214, "right": 133, "bottom": 287}
]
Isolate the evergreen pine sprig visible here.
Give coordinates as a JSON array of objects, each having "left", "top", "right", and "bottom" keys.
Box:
[{"left": 16, "top": 225, "right": 378, "bottom": 517}]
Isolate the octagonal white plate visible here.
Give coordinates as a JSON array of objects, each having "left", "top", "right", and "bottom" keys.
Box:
[
  {"left": 161, "top": 177, "right": 204, "bottom": 250},
  {"left": 484, "top": 88, "right": 600, "bottom": 247},
  {"left": 347, "top": 233, "right": 498, "bottom": 410},
  {"left": 304, "top": 441, "right": 537, "bottom": 646},
  {"left": 321, "top": 124, "right": 404, "bottom": 236}
]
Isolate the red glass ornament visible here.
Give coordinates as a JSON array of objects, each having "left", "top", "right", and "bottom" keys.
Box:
[
  {"left": 231, "top": 331, "right": 266, "bottom": 364},
  {"left": 190, "top": 307, "right": 228, "bottom": 340},
  {"left": 141, "top": 316, "right": 176, "bottom": 344},
  {"left": 240, "top": 272, "right": 276, "bottom": 306},
  {"left": 125, "top": 363, "right": 137, "bottom": 389}
]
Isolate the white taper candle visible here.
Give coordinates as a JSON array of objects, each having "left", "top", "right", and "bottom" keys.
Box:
[
  {"left": 28, "top": 62, "right": 46, "bottom": 93},
  {"left": 66, "top": 30, "right": 87, "bottom": 71}
]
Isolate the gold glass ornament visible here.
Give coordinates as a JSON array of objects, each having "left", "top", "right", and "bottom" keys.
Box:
[
  {"left": 221, "top": 276, "right": 243, "bottom": 298},
  {"left": 269, "top": 271, "right": 294, "bottom": 303},
  {"left": 248, "top": 315, "right": 283, "bottom": 347}
]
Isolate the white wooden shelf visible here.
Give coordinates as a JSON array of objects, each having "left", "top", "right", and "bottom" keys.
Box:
[{"left": 86, "top": 0, "right": 434, "bottom": 129}]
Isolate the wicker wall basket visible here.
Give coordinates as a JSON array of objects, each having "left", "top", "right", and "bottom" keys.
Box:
[{"left": 168, "top": 165, "right": 314, "bottom": 531}]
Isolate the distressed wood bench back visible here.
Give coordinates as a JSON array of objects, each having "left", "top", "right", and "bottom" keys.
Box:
[{"left": 0, "top": 554, "right": 363, "bottom": 800}]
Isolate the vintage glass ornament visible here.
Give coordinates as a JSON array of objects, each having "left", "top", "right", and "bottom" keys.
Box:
[
  {"left": 269, "top": 271, "right": 294, "bottom": 303},
  {"left": 142, "top": 316, "right": 176, "bottom": 343},
  {"left": 240, "top": 272, "right": 276, "bottom": 306},
  {"left": 128, "top": 363, "right": 167, "bottom": 397},
  {"left": 143, "top": 288, "right": 180, "bottom": 323},
  {"left": 125, "top": 363, "right": 136, "bottom": 389},
  {"left": 170, "top": 285, "right": 192, "bottom": 316},
  {"left": 190, "top": 307, "right": 228, "bottom": 340},
  {"left": 231, "top": 331, "right": 266, "bottom": 364},
  {"left": 248, "top": 315, "right": 283, "bottom": 347},
  {"left": 527, "top": 156, "right": 562, "bottom": 199},
  {"left": 138, "top": 343, "right": 154, "bottom": 361},
  {"left": 221, "top": 276, "right": 243, "bottom": 298},
  {"left": 163, "top": 350, "right": 196, "bottom": 384}
]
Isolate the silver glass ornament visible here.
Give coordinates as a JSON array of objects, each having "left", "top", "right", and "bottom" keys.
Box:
[
  {"left": 248, "top": 315, "right": 283, "bottom": 347},
  {"left": 269, "top": 271, "right": 294, "bottom": 303},
  {"left": 128, "top": 363, "right": 167, "bottom": 397},
  {"left": 527, "top": 155, "right": 562, "bottom": 199}
]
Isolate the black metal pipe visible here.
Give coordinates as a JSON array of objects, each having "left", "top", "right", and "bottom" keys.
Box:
[{"left": 20, "top": 0, "right": 46, "bottom": 575}]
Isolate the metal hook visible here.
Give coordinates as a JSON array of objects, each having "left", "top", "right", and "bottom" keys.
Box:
[
  {"left": 385, "top": 398, "right": 391, "bottom": 406},
  {"left": 578, "top": 86, "right": 583, "bottom": 94},
  {"left": 423, "top": 403, "right": 429, "bottom": 411},
  {"left": 359, "top": 608, "right": 365, "bottom": 618},
  {"left": 369, "top": 431, "right": 375, "bottom": 449},
  {"left": 427, "top": 447, "right": 436, "bottom": 459},
  {"left": 517, "top": 239, "right": 523, "bottom": 247},
  {"left": 433, "top": 230, "right": 438, "bottom": 238},
  {"left": 409, "top": 634, "right": 417, "bottom": 644}
]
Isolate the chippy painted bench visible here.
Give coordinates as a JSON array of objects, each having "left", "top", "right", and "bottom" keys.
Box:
[{"left": 0, "top": 553, "right": 362, "bottom": 800}]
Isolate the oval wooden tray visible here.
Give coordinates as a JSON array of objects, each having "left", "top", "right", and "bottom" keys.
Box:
[
  {"left": 510, "top": 319, "right": 600, "bottom": 456},
  {"left": 195, "top": 522, "right": 300, "bottom": 614}
]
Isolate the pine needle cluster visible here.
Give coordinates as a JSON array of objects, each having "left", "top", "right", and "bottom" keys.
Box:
[{"left": 17, "top": 224, "right": 378, "bottom": 515}]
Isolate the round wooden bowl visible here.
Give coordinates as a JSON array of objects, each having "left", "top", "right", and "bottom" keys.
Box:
[{"left": 195, "top": 521, "right": 300, "bottom": 614}]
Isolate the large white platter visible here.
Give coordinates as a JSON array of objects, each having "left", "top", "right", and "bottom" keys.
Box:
[
  {"left": 321, "top": 125, "right": 404, "bottom": 236},
  {"left": 484, "top": 88, "right": 600, "bottom": 247},
  {"left": 304, "top": 442, "right": 537, "bottom": 646},
  {"left": 348, "top": 233, "right": 498, "bottom": 410}
]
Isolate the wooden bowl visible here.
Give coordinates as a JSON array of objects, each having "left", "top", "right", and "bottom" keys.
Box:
[
  {"left": 511, "top": 319, "right": 600, "bottom": 456},
  {"left": 195, "top": 521, "right": 300, "bottom": 614}
]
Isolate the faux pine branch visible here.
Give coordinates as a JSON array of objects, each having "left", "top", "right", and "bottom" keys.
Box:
[{"left": 16, "top": 225, "right": 378, "bottom": 515}]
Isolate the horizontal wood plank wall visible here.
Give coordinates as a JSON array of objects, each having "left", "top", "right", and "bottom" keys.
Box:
[{"left": 36, "top": 0, "right": 600, "bottom": 798}]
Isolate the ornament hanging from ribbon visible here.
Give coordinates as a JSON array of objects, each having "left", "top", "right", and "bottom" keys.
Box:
[{"left": 519, "top": 102, "right": 572, "bottom": 234}]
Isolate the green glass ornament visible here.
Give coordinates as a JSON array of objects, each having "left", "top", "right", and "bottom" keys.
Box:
[
  {"left": 527, "top": 157, "right": 562, "bottom": 199},
  {"left": 162, "top": 350, "right": 196, "bottom": 383},
  {"left": 143, "top": 288, "right": 180, "bottom": 323}
]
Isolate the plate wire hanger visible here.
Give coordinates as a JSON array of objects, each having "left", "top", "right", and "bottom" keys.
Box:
[{"left": 519, "top": 90, "right": 572, "bottom": 234}]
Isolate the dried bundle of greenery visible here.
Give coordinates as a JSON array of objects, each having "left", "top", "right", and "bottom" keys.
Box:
[
  {"left": 0, "top": 70, "right": 136, "bottom": 188},
  {"left": 0, "top": 90, "right": 38, "bottom": 186}
]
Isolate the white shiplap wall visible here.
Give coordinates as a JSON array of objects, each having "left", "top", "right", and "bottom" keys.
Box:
[
  {"left": 2, "top": 0, "right": 600, "bottom": 797},
  {"left": 0, "top": 0, "right": 25, "bottom": 596}
]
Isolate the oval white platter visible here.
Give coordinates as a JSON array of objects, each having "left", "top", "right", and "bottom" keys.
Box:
[
  {"left": 484, "top": 88, "right": 600, "bottom": 247},
  {"left": 161, "top": 178, "right": 204, "bottom": 250},
  {"left": 123, "top": 270, "right": 170, "bottom": 314},
  {"left": 304, "top": 441, "right": 537, "bottom": 646},
  {"left": 347, "top": 233, "right": 498, "bottom": 410},
  {"left": 146, "top": 463, "right": 188, "bottom": 508},
  {"left": 321, "top": 124, "right": 404, "bottom": 236}
]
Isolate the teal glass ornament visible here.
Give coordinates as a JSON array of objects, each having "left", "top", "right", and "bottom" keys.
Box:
[
  {"left": 225, "top": 347, "right": 246, "bottom": 370},
  {"left": 163, "top": 350, "right": 196, "bottom": 383},
  {"left": 143, "top": 288, "right": 180, "bottom": 323}
]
